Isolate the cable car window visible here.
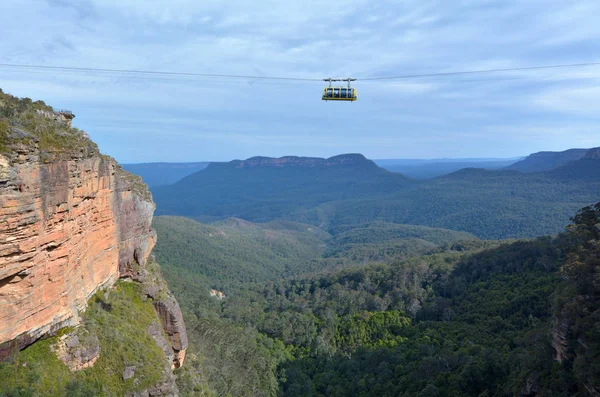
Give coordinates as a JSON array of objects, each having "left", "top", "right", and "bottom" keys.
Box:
[
  {"left": 341, "top": 88, "right": 347, "bottom": 98},
  {"left": 334, "top": 88, "right": 340, "bottom": 98},
  {"left": 327, "top": 88, "right": 333, "bottom": 97}
]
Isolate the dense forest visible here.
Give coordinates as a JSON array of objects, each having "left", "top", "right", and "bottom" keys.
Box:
[
  {"left": 152, "top": 216, "right": 475, "bottom": 289},
  {"left": 154, "top": 203, "right": 600, "bottom": 396}
]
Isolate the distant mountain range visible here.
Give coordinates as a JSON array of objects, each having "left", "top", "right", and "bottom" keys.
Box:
[
  {"left": 374, "top": 158, "right": 521, "bottom": 178},
  {"left": 124, "top": 157, "right": 524, "bottom": 184},
  {"left": 124, "top": 148, "right": 595, "bottom": 187},
  {"left": 150, "top": 148, "right": 600, "bottom": 239}
]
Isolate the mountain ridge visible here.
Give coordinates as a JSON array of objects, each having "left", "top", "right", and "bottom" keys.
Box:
[
  {"left": 206, "top": 153, "right": 379, "bottom": 170},
  {"left": 153, "top": 149, "right": 600, "bottom": 239},
  {"left": 154, "top": 153, "right": 413, "bottom": 221}
]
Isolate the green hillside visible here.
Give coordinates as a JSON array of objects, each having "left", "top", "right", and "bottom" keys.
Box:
[
  {"left": 324, "top": 222, "right": 476, "bottom": 263},
  {"left": 152, "top": 216, "right": 477, "bottom": 289},
  {"left": 295, "top": 165, "right": 600, "bottom": 239},
  {"left": 152, "top": 216, "right": 330, "bottom": 286},
  {"left": 329, "top": 222, "right": 475, "bottom": 245}
]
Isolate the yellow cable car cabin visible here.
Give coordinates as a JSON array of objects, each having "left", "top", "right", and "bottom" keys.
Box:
[
  {"left": 322, "top": 87, "right": 358, "bottom": 101},
  {"left": 322, "top": 78, "right": 358, "bottom": 101}
]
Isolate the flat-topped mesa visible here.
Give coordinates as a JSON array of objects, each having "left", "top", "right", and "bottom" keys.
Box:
[
  {"left": 213, "top": 153, "right": 373, "bottom": 169},
  {"left": 0, "top": 90, "right": 186, "bottom": 367}
]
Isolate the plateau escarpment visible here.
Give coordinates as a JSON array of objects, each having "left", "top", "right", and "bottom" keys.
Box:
[
  {"left": 0, "top": 90, "right": 187, "bottom": 372},
  {"left": 220, "top": 153, "right": 376, "bottom": 168}
]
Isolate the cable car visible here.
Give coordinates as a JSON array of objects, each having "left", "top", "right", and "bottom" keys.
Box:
[{"left": 322, "top": 78, "right": 357, "bottom": 101}]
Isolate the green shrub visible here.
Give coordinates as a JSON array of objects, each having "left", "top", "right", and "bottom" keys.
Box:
[{"left": 0, "top": 119, "right": 8, "bottom": 152}]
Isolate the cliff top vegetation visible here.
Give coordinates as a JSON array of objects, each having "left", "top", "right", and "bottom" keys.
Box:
[{"left": 0, "top": 89, "right": 98, "bottom": 162}]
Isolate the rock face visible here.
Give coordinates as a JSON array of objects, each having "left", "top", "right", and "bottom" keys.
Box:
[
  {"left": 0, "top": 92, "right": 186, "bottom": 370},
  {"left": 52, "top": 331, "right": 100, "bottom": 371},
  {"left": 0, "top": 150, "right": 154, "bottom": 356},
  {"left": 134, "top": 258, "right": 189, "bottom": 369},
  {"left": 144, "top": 320, "right": 180, "bottom": 396},
  {"left": 153, "top": 298, "right": 188, "bottom": 369},
  {"left": 34, "top": 109, "right": 75, "bottom": 127}
]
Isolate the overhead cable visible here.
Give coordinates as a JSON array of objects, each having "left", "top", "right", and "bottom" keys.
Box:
[{"left": 1, "top": 61, "right": 599, "bottom": 83}]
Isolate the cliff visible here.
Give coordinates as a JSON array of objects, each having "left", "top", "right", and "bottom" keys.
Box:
[{"left": 0, "top": 90, "right": 187, "bottom": 394}]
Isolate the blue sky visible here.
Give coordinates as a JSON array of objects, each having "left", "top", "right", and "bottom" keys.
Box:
[{"left": 1, "top": 0, "right": 600, "bottom": 162}]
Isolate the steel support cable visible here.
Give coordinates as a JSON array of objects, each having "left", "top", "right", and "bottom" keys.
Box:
[{"left": 1, "top": 61, "right": 600, "bottom": 83}]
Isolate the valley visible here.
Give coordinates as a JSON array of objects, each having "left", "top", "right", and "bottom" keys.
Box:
[
  {"left": 156, "top": 200, "right": 600, "bottom": 396},
  {"left": 145, "top": 152, "right": 600, "bottom": 396}
]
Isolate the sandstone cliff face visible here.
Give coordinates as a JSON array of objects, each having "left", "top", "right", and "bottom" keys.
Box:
[
  {"left": 0, "top": 150, "right": 154, "bottom": 354},
  {"left": 0, "top": 92, "right": 187, "bottom": 371}
]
